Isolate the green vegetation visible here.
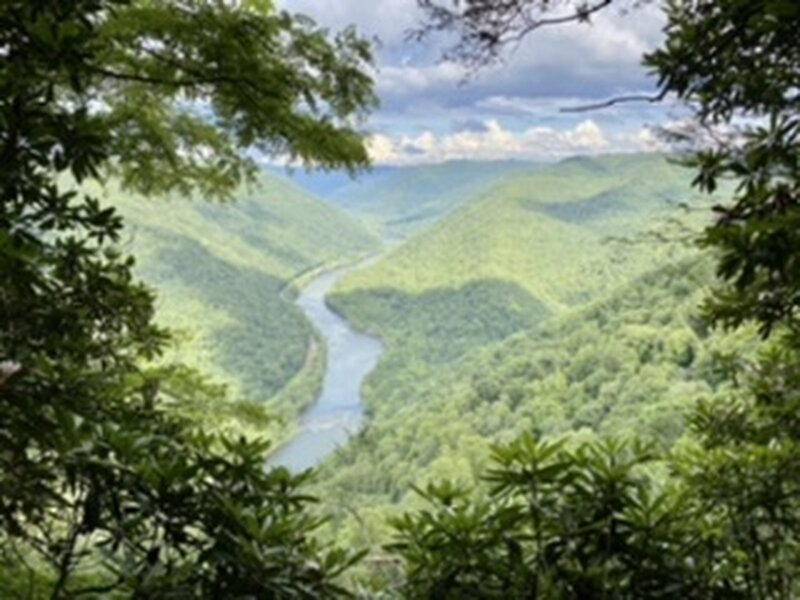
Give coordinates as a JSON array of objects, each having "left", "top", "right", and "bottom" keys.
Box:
[
  {"left": 329, "top": 153, "right": 712, "bottom": 411},
  {"left": 336, "top": 154, "right": 704, "bottom": 308},
  {"left": 378, "top": 0, "right": 800, "bottom": 597},
  {"left": 316, "top": 257, "right": 753, "bottom": 549},
  {"left": 328, "top": 160, "right": 534, "bottom": 238},
  {"left": 107, "top": 174, "right": 378, "bottom": 433},
  {"left": 0, "top": 0, "right": 375, "bottom": 596},
  {"left": 3, "top": 0, "right": 800, "bottom": 596}
]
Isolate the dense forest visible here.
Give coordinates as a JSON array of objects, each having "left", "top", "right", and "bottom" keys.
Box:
[
  {"left": 1, "top": 0, "right": 799, "bottom": 598},
  {"left": 328, "top": 154, "right": 716, "bottom": 412},
  {"left": 318, "top": 256, "right": 755, "bottom": 550},
  {"left": 109, "top": 174, "right": 378, "bottom": 438}
]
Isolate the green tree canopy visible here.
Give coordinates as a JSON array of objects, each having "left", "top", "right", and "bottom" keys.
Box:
[
  {"left": 0, "top": 0, "right": 375, "bottom": 596},
  {"left": 391, "top": 1, "right": 800, "bottom": 597}
]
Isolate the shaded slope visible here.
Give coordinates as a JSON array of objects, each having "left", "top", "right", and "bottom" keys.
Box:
[
  {"left": 106, "top": 172, "right": 380, "bottom": 412},
  {"left": 329, "top": 154, "right": 711, "bottom": 409},
  {"left": 316, "top": 258, "right": 754, "bottom": 548}
]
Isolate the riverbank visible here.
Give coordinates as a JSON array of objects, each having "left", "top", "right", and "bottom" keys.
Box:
[{"left": 268, "top": 262, "right": 384, "bottom": 471}]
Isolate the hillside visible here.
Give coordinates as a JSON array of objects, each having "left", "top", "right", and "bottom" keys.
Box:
[
  {"left": 326, "top": 160, "right": 536, "bottom": 238},
  {"left": 105, "top": 172, "right": 380, "bottom": 424},
  {"left": 316, "top": 257, "right": 755, "bottom": 548},
  {"left": 273, "top": 165, "right": 398, "bottom": 199},
  {"left": 328, "top": 154, "right": 712, "bottom": 408}
]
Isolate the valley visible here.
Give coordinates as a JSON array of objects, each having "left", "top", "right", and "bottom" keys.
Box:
[
  {"left": 102, "top": 152, "right": 753, "bottom": 551},
  {"left": 108, "top": 153, "right": 744, "bottom": 501},
  {"left": 103, "top": 172, "right": 380, "bottom": 440},
  {"left": 267, "top": 263, "right": 383, "bottom": 472},
  {"left": 327, "top": 154, "right": 712, "bottom": 419},
  {"left": 6, "top": 1, "right": 794, "bottom": 595}
]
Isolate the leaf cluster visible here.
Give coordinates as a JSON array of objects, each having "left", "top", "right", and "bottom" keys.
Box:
[{"left": 0, "top": 0, "right": 375, "bottom": 595}]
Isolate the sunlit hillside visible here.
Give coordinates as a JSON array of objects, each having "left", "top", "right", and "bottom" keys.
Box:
[
  {"left": 317, "top": 257, "right": 755, "bottom": 548},
  {"left": 335, "top": 154, "right": 702, "bottom": 308},
  {"left": 326, "top": 160, "right": 536, "bottom": 238},
  {"left": 107, "top": 173, "right": 380, "bottom": 417},
  {"left": 328, "top": 154, "right": 713, "bottom": 409}
]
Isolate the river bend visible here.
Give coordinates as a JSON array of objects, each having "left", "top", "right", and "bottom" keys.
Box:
[{"left": 268, "top": 266, "right": 382, "bottom": 471}]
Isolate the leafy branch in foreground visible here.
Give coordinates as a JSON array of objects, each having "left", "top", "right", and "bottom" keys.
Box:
[
  {"left": 391, "top": 1, "right": 800, "bottom": 597},
  {"left": 0, "top": 0, "right": 375, "bottom": 596}
]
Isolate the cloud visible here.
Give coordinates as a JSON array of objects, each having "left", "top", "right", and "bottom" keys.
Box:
[
  {"left": 636, "top": 126, "right": 671, "bottom": 152},
  {"left": 451, "top": 119, "right": 492, "bottom": 133},
  {"left": 283, "top": 0, "right": 665, "bottom": 106},
  {"left": 378, "top": 62, "right": 466, "bottom": 99},
  {"left": 364, "top": 119, "right": 663, "bottom": 165},
  {"left": 277, "top": 0, "right": 680, "bottom": 163},
  {"left": 280, "top": 0, "right": 418, "bottom": 43}
]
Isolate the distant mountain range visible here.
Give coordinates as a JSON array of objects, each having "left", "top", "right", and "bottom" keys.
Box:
[{"left": 282, "top": 160, "right": 539, "bottom": 239}]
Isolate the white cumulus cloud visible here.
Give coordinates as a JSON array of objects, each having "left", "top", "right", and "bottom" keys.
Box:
[
  {"left": 277, "top": 0, "right": 683, "bottom": 164},
  {"left": 364, "top": 119, "right": 654, "bottom": 165}
]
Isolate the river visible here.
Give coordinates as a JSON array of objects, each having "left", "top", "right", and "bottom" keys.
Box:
[{"left": 267, "top": 266, "right": 383, "bottom": 471}]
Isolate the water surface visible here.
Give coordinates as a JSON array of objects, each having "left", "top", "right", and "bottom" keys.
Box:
[{"left": 268, "top": 266, "right": 382, "bottom": 471}]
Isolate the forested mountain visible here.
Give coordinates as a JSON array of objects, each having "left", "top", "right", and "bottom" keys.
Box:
[
  {"left": 107, "top": 172, "right": 379, "bottom": 425},
  {"left": 4, "top": 0, "right": 797, "bottom": 596},
  {"left": 324, "top": 160, "right": 535, "bottom": 238},
  {"left": 316, "top": 257, "right": 755, "bottom": 549},
  {"left": 328, "top": 153, "right": 712, "bottom": 411},
  {"left": 303, "top": 152, "right": 754, "bottom": 552}
]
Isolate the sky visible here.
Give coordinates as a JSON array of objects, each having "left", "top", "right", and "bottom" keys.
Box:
[{"left": 280, "top": 0, "right": 684, "bottom": 165}]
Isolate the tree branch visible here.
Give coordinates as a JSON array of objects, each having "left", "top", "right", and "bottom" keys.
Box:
[
  {"left": 70, "top": 578, "right": 125, "bottom": 597},
  {"left": 560, "top": 88, "right": 668, "bottom": 113},
  {"left": 90, "top": 66, "right": 210, "bottom": 88},
  {"left": 413, "top": 0, "right": 617, "bottom": 68},
  {"left": 506, "top": 0, "right": 614, "bottom": 44},
  {"left": 48, "top": 521, "right": 83, "bottom": 600}
]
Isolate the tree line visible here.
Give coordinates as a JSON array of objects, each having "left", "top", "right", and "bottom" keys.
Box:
[{"left": 1, "top": 0, "right": 798, "bottom": 597}]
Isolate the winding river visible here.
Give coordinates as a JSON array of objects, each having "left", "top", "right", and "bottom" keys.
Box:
[{"left": 268, "top": 266, "right": 383, "bottom": 471}]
